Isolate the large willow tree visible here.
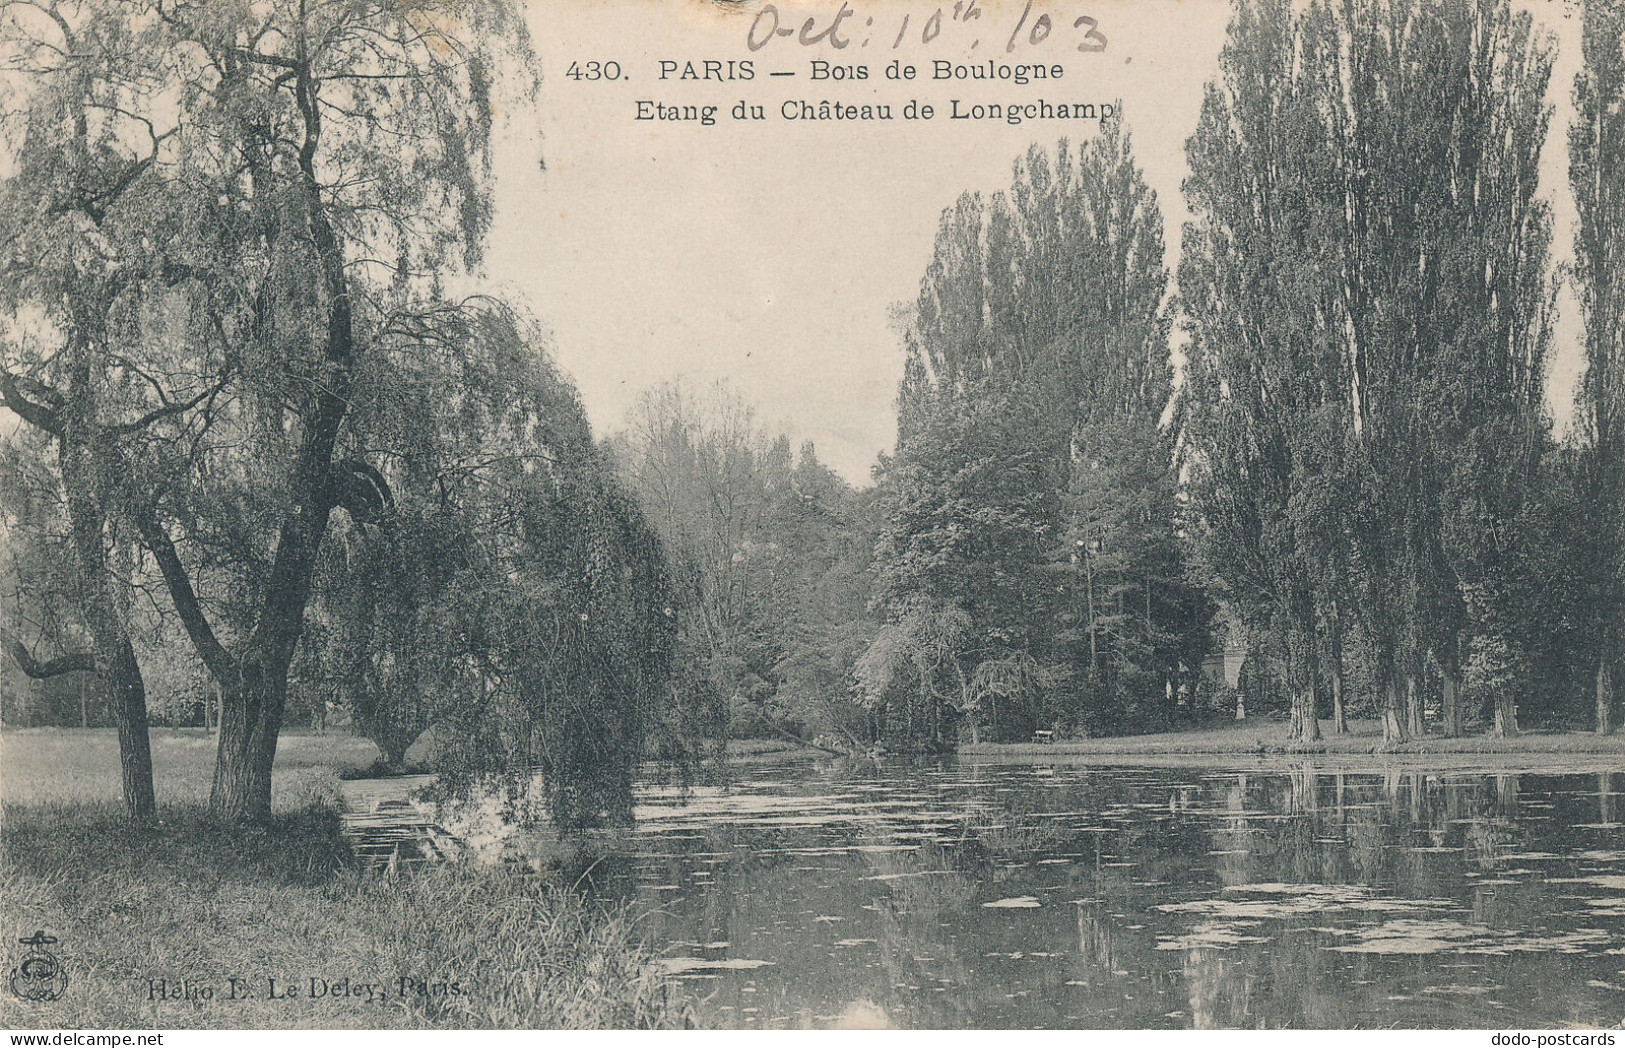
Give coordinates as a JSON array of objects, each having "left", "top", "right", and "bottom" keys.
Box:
[
  {"left": 0, "top": 0, "right": 198, "bottom": 819},
  {"left": 2, "top": 1, "right": 672, "bottom": 825},
  {"left": 298, "top": 304, "right": 678, "bottom": 827}
]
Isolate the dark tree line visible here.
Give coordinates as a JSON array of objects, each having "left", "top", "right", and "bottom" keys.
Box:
[
  {"left": 856, "top": 0, "right": 1623, "bottom": 749},
  {"left": 1183, "top": 0, "right": 1620, "bottom": 743}
]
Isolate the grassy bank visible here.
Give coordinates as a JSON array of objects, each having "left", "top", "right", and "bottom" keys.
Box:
[
  {"left": 961, "top": 717, "right": 1625, "bottom": 773},
  {"left": 0, "top": 729, "right": 690, "bottom": 1030}
]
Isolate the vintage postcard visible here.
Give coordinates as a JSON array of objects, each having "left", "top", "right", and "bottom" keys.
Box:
[{"left": 3, "top": 0, "right": 1624, "bottom": 1035}]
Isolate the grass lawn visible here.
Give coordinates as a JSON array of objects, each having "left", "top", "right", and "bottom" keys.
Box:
[
  {"left": 2, "top": 728, "right": 378, "bottom": 810},
  {"left": 962, "top": 716, "right": 1625, "bottom": 773},
  {"left": 0, "top": 728, "right": 690, "bottom": 1030}
]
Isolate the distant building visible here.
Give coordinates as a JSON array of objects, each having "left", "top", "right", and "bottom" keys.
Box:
[
  {"left": 1200, "top": 637, "right": 1246, "bottom": 692},
  {"left": 1199, "top": 606, "right": 1247, "bottom": 691}
]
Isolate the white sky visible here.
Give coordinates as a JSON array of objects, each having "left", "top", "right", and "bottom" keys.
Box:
[{"left": 484, "top": 0, "right": 1588, "bottom": 485}]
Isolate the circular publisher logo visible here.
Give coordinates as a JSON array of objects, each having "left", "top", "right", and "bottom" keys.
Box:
[{"left": 10, "top": 931, "right": 68, "bottom": 1003}]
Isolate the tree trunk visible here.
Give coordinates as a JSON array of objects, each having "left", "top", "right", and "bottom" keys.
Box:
[
  {"left": 211, "top": 667, "right": 288, "bottom": 823},
  {"left": 1284, "top": 625, "right": 1321, "bottom": 744},
  {"left": 1493, "top": 691, "right": 1519, "bottom": 737},
  {"left": 200, "top": 81, "right": 357, "bottom": 821},
  {"left": 62, "top": 455, "right": 155, "bottom": 822},
  {"left": 1292, "top": 686, "right": 1322, "bottom": 743},
  {"left": 1405, "top": 673, "right": 1424, "bottom": 738},
  {"left": 374, "top": 734, "right": 409, "bottom": 772},
  {"left": 1381, "top": 677, "right": 1409, "bottom": 743},
  {"left": 1441, "top": 670, "right": 1462, "bottom": 738},
  {"left": 1331, "top": 667, "right": 1348, "bottom": 735},
  {"left": 1597, "top": 658, "right": 1616, "bottom": 736},
  {"left": 146, "top": 334, "right": 348, "bottom": 822},
  {"left": 107, "top": 642, "right": 157, "bottom": 821}
]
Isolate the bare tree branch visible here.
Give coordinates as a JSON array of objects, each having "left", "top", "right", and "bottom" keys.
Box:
[
  {"left": 0, "top": 626, "right": 96, "bottom": 678},
  {"left": 135, "top": 513, "right": 235, "bottom": 682},
  {"left": 0, "top": 368, "right": 64, "bottom": 435}
]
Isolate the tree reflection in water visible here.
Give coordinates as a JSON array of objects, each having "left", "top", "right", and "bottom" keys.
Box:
[{"left": 484, "top": 760, "right": 1625, "bottom": 1028}]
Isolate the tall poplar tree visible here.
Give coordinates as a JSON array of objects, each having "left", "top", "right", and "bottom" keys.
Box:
[
  {"left": 1181, "top": 0, "right": 1345, "bottom": 743},
  {"left": 1571, "top": 0, "right": 1625, "bottom": 734},
  {"left": 1184, "top": 0, "right": 1556, "bottom": 743}
]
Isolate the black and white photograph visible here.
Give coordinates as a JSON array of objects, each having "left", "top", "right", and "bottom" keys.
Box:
[{"left": 1, "top": 0, "right": 1624, "bottom": 1033}]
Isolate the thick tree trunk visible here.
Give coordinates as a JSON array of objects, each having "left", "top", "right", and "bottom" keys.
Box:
[
  {"left": 1288, "top": 766, "right": 1318, "bottom": 812},
  {"left": 62, "top": 455, "right": 155, "bottom": 822},
  {"left": 211, "top": 665, "right": 289, "bottom": 823},
  {"left": 207, "top": 465, "right": 341, "bottom": 819},
  {"left": 200, "top": 77, "right": 356, "bottom": 822},
  {"left": 1286, "top": 626, "right": 1321, "bottom": 744},
  {"left": 369, "top": 731, "right": 412, "bottom": 772},
  {"left": 1292, "top": 686, "right": 1321, "bottom": 743},
  {"left": 1495, "top": 773, "right": 1519, "bottom": 814},
  {"left": 1328, "top": 602, "right": 1348, "bottom": 734},
  {"left": 153, "top": 320, "right": 348, "bottom": 821},
  {"left": 1597, "top": 658, "right": 1616, "bottom": 736}
]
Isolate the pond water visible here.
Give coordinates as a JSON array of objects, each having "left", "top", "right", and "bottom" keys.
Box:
[{"left": 497, "top": 757, "right": 1625, "bottom": 1029}]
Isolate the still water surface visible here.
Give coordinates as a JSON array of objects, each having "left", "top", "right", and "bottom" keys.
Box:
[{"left": 511, "top": 758, "right": 1625, "bottom": 1028}]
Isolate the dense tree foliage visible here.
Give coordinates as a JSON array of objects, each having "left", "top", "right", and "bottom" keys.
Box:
[
  {"left": 296, "top": 306, "right": 682, "bottom": 825},
  {"left": 608, "top": 381, "right": 873, "bottom": 749},
  {"left": 865, "top": 127, "right": 1207, "bottom": 747},
  {"left": 1572, "top": 0, "right": 1625, "bottom": 733},
  {"left": 1182, "top": 0, "right": 1558, "bottom": 742},
  {"left": 0, "top": 0, "right": 684, "bottom": 828}
]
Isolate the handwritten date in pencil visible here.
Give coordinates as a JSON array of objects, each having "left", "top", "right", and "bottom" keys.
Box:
[{"left": 744, "top": 1, "right": 1106, "bottom": 55}]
